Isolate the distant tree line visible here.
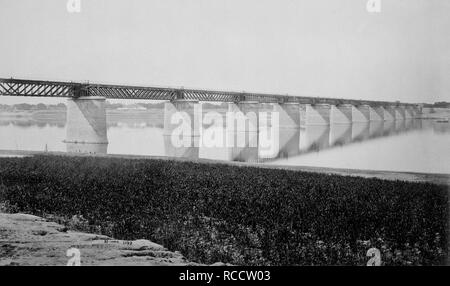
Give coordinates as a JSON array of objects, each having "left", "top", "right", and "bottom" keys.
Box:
[
  {"left": 0, "top": 103, "right": 67, "bottom": 111},
  {"left": 422, "top": 102, "right": 450, "bottom": 108},
  {"left": 0, "top": 101, "right": 230, "bottom": 111},
  {"left": 431, "top": 101, "right": 450, "bottom": 108}
]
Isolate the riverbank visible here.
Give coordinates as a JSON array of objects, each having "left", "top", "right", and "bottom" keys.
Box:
[
  {"left": 0, "top": 155, "right": 447, "bottom": 265},
  {"left": 0, "top": 149, "right": 448, "bottom": 186}
]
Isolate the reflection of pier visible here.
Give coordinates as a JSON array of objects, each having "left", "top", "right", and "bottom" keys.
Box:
[
  {"left": 160, "top": 103, "right": 424, "bottom": 163},
  {"left": 300, "top": 125, "right": 329, "bottom": 153},
  {"left": 352, "top": 122, "right": 370, "bottom": 142},
  {"left": 368, "top": 121, "right": 383, "bottom": 138},
  {"left": 329, "top": 124, "right": 352, "bottom": 146}
]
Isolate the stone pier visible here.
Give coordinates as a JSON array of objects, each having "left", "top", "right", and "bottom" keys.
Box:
[
  {"left": 299, "top": 125, "right": 330, "bottom": 152},
  {"left": 414, "top": 106, "right": 422, "bottom": 118},
  {"left": 352, "top": 104, "right": 370, "bottom": 123},
  {"left": 329, "top": 124, "right": 352, "bottom": 146},
  {"left": 384, "top": 106, "right": 396, "bottom": 121},
  {"left": 303, "top": 104, "right": 330, "bottom": 126},
  {"left": 273, "top": 102, "right": 300, "bottom": 129},
  {"left": 330, "top": 104, "right": 352, "bottom": 124},
  {"left": 227, "top": 101, "right": 260, "bottom": 161},
  {"left": 404, "top": 106, "right": 413, "bottom": 119},
  {"left": 394, "top": 106, "right": 405, "bottom": 121},
  {"left": 227, "top": 101, "right": 260, "bottom": 132},
  {"left": 65, "top": 96, "right": 108, "bottom": 154},
  {"left": 409, "top": 107, "right": 417, "bottom": 118},
  {"left": 272, "top": 128, "right": 300, "bottom": 159},
  {"left": 163, "top": 99, "right": 201, "bottom": 158},
  {"left": 369, "top": 106, "right": 385, "bottom": 121}
]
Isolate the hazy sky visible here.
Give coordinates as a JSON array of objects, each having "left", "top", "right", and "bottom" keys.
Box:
[{"left": 0, "top": 0, "right": 449, "bottom": 104}]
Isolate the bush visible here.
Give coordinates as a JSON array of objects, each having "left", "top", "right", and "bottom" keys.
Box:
[{"left": 0, "top": 155, "right": 447, "bottom": 265}]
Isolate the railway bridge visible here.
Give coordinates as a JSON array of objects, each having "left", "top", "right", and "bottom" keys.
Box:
[{"left": 0, "top": 78, "right": 423, "bottom": 156}]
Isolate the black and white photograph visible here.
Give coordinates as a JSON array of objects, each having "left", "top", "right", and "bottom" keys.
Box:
[{"left": 0, "top": 0, "right": 449, "bottom": 276}]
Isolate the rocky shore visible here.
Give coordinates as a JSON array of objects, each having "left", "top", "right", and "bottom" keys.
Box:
[{"left": 0, "top": 213, "right": 198, "bottom": 266}]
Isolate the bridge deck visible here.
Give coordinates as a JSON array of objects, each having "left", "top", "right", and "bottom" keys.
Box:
[{"left": 0, "top": 78, "right": 413, "bottom": 106}]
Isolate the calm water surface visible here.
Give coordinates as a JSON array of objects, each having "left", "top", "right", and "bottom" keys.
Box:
[{"left": 0, "top": 109, "right": 449, "bottom": 174}]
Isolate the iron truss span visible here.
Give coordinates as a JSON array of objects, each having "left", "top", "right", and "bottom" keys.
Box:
[{"left": 0, "top": 78, "right": 415, "bottom": 106}]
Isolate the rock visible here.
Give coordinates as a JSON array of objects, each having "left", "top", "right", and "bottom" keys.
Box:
[
  {"left": 31, "top": 230, "right": 48, "bottom": 236},
  {"left": 0, "top": 212, "right": 195, "bottom": 266},
  {"left": 210, "top": 262, "right": 226, "bottom": 266},
  {"left": 210, "top": 262, "right": 234, "bottom": 266}
]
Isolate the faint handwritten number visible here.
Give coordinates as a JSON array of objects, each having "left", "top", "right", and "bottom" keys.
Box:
[
  {"left": 366, "top": 248, "right": 381, "bottom": 266},
  {"left": 66, "top": 248, "right": 81, "bottom": 266},
  {"left": 366, "top": 0, "right": 381, "bottom": 13},
  {"left": 67, "top": 0, "right": 81, "bottom": 13}
]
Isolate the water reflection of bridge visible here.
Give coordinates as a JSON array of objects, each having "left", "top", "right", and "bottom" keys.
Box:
[
  {"left": 164, "top": 118, "right": 423, "bottom": 163},
  {"left": 0, "top": 108, "right": 429, "bottom": 162}
]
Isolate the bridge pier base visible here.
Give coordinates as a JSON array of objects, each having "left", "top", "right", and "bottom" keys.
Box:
[
  {"left": 352, "top": 122, "right": 370, "bottom": 141},
  {"left": 227, "top": 101, "right": 260, "bottom": 160},
  {"left": 404, "top": 107, "right": 413, "bottom": 119},
  {"left": 163, "top": 99, "right": 200, "bottom": 158},
  {"left": 299, "top": 125, "right": 330, "bottom": 151},
  {"left": 303, "top": 104, "right": 330, "bottom": 126},
  {"left": 410, "top": 107, "right": 418, "bottom": 118},
  {"left": 330, "top": 104, "right": 352, "bottom": 124},
  {"left": 384, "top": 106, "right": 396, "bottom": 121},
  {"left": 273, "top": 102, "right": 300, "bottom": 129},
  {"left": 227, "top": 101, "right": 260, "bottom": 132},
  {"left": 65, "top": 96, "right": 108, "bottom": 154},
  {"left": 329, "top": 124, "right": 352, "bottom": 146},
  {"left": 274, "top": 127, "right": 300, "bottom": 159},
  {"left": 395, "top": 106, "right": 405, "bottom": 121},
  {"left": 415, "top": 106, "right": 423, "bottom": 118},
  {"left": 369, "top": 106, "right": 385, "bottom": 121}
]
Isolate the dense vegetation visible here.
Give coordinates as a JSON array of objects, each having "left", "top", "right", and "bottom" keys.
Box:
[{"left": 0, "top": 155, "right": 447, "bottom": 265}]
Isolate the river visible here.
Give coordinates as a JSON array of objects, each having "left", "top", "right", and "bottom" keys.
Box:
[{"left": 0, "top": 108, "right": 449, "bottom": 174}]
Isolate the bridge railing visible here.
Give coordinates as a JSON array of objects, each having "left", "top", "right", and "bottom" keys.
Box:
[
  {"left": 0, "top": 77, "right": 418, "bottom": 107},
  {"left": 0, "top": 78, "right": 79, "bottom": 97},
  {"left": 87, "top": 84, "right": 177, "bottom": 100}
]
